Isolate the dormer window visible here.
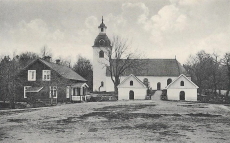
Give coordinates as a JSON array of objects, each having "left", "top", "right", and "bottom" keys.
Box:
[
  {"left": 99, "top": 50, "right": 104, "bottom": 58},
  {"left": 180, "top": 81, "right": 184, "bottom": 86},
  {"left": 130, "top": 80, "right": 133, "bottom": 86},
  {"left": 28, "top": 70, "right": 36, "bottom": 81},
  {"left": 99, "top": 39, "right": 105, "bottom": 46},
  {"left": 43, "top": 70, "right": 51, "bottom": 81}
]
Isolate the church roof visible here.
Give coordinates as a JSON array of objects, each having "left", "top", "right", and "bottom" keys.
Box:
[
  {"left": 98, "top": 22, "right": 107, "bottom": 28},
  {"left": 106, "top": 59, "right": 188, "bottom": 77},
  {"left": 98, "top": 16, "right": 107, "bottom": 28},
  {"left": 92, "top": 34, "right": 111, "bottom": 47}
]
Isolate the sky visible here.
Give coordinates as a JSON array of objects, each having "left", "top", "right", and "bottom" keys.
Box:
[{"left": 0, "top": 0, "right": 229, "bottom": 64}]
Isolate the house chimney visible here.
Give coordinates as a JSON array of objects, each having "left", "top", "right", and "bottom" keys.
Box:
[
  {"left": 56, "top": 59, "right": 61, "bottom": 65},
  {"left": 43, "top": 56, "right": 51, "bottom": 62}
]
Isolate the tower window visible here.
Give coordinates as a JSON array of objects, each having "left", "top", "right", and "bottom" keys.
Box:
[
  {"left": 99, "top": 50, "right": 104, "bottom": 58},
  {"left": 101, "top": 28, "right": 104, "bottom": 32},
  {"left": 101, "top": 81, "right": 104, "bottom": 87},
  {"left": 130, "top": 80, "right": 133, "bottom": 86},
  {"left": 180, "top": 81, "right": 184, "bottom": 86},
  {"left": 99, "top": 39, "right": 105, "bottom": 46}
]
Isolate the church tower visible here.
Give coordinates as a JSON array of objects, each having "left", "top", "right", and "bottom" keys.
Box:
[{"left": 92, "top": 17, "right": 111, "bottom": 92}]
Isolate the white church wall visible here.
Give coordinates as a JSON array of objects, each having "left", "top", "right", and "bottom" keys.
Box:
[
  {"left": 118, "top": 88, "right": 147, "bottom": 100},
  {"left": 106, "top": 76, "right": 178, "bottom": 92},
  {"left": 136, "top": 76, "right": 178, "bottom": 90},
  {"left": 167, "top": 89, "right": 197, "bottom": 101},
  {"left": 93, "top": 47, "right": 109, "bottom": 91}
]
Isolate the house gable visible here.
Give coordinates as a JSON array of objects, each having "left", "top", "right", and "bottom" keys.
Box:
[
  {"left": 118, "top": 74, "right": 147, "bottom": 88},
  {"left": 166, "top": 74, "right": 198, "bottom": 89},
  {"left": 20, "top": 58, "right": 86, "bottom": 82}
]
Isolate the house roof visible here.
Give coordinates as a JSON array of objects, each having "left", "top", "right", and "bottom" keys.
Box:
[
  {"left": 26, "top": 87, "right": 43, "bottom": 92},
  {"left": 23, "top": 58, "right": 87, "bottom": 82},
  {"left": 106, "top": 59, "right": 188, "bottom": 77},
  {"left": 71, "top": 83, "right": 89, "bottom": 88},
  {"left": 117, "top": 74, "right": 147, "bottom": 88},
  {"left": 166, "top": 74, "right": 199, "bottom": 89}
]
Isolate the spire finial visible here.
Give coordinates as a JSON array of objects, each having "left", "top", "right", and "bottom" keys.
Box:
[{"left": 102, "top": 16, "right": 104, "bottom": 23}]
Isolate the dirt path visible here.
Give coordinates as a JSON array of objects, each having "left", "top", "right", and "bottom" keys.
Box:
[
  {"left": 151, "top": 90, "right": 162, "bottom": 101},
  {"left": 1, "top": 101, "right": 230, "bottom": 143}
]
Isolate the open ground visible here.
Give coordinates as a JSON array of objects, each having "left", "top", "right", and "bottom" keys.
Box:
[{"left": 1, "top": 99, "right": 230, "bottom": 143}]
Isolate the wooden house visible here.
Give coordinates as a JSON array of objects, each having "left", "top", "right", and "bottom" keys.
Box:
[{"left": 17, "top": 56, "right": 88, "bottom": 105}]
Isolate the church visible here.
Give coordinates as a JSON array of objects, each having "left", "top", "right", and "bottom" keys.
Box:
[{"left": 92, "top": 18, "right": 198, "bottom": 101}]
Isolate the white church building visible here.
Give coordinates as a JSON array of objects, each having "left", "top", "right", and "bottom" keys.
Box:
[{"left": 92, "top": 18, "right": 198, "bottom": 101}]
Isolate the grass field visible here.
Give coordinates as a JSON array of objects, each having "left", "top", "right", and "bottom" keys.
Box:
[{"left": 1, "top": 100, "right": 230, "bottom": 143}]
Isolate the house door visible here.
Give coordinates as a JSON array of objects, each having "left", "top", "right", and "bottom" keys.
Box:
[
  {"left": 129, "top": 90, "right": 134, "bottom": 100},
  {"left": 157, "top": 82, "right": 161, "bottom": 90},
  {"left": 180, "top": 91, "right": 185, "bottom": 100}
]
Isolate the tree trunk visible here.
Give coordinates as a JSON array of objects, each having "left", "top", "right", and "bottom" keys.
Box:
[
  {"left": 226, "top": 66, "right": 230, "bottom": 97},
  {"left": 113, "top": 76, "right": 120, "bottom": 96}
]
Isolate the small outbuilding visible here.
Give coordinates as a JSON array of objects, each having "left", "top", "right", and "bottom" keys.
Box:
[
  {"left": 166, "top": 74, "right": 199, "bottom": 101},
  {"left": 117, "top": 74, "right": 147, "bottom": 100}
]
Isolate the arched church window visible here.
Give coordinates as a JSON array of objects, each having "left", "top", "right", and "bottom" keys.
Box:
[
  {"left": 180, "top": 81, "right": 184, "bottom": 86},
  {"left": 167, "top": 78, "right": 172, "bottom": 85},
  {"left": 143, "top": 78, "right": 148, "bottom": 87},
  {"left": 130, "top": 80, "right": 133, "bottom": 86},
  {"left": 101, "top": 81, "right": 104, "bottom": 87},
  {"left": 99, "top": 50, "right": 104, "bottom": 58}
]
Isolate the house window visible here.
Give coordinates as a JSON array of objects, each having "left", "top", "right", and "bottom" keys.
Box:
[
  {"left": 24, "top": 86, "right": 31, "bottom": 98},
  {"left": 99, "top": 50, "right": 104, "bottom": 58},
  {"left": 66, "top": 86, "right": 70, "bottom": 98},
  {"left": 42, "top": 70, "right": 51, "bottom": 81},
  {"left": 28, "top": 70, "right": 36, "bottom": 81},
  {"left": 101, "top": 81, "right": 104, "bottom": 87},
  {"left": 50, "top": 86, "right": 57, "bottom": 98},
  {"left": 180, "top": 81, "right": 184, "bottom": 86},
  {"left": 130, "top": 80, "right": 133, "bottom": 86},
  {"left": 77, "top": 88, "right": 81, "bottom": 96},
  {"left": 73, "top": 88, "right": 81, "bottom": 96},
  {"left": 167, "top": 78, "right": 172, "bottom": 85}
]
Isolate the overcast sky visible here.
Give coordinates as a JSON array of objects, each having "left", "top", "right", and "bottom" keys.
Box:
[{"left": 0, "top": 0, "right": 229, "bottom": 64}]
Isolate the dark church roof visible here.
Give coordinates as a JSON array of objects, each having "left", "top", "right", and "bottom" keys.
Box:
[
  {"left": 93, "top": 34, "right": 111, "bottom": 47},
  {"left": 106, "top": 59, "right": 188, "bottom": 77},
  {"left": 98, "top": 16, "right": 107, "bottom": 28},
  {"left": 98, "top": 22, "right": 107, "bottom": 28}
]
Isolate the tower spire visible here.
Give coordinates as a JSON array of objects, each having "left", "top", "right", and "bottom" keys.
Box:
[{"left": 102, "top": 16, "right": 104, "bottom": 23}]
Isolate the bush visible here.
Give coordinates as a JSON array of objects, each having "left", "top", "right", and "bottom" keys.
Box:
[
  {"left": 198, "top": 93, "right": 230, "bottom": 104},
  {"left": 161, "top": 89, "right": 167, "bottom": 100},
  {"left": 86, "top": 94, "right": 117, "bottom": 102}
]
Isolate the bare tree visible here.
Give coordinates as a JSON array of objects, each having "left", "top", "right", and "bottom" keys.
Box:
[
  {"left": 103, "top": 36, "right": 143, "bottom": 95},
  {"left": 184, "top": 50, "right": 213, "bottom": 94}
]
